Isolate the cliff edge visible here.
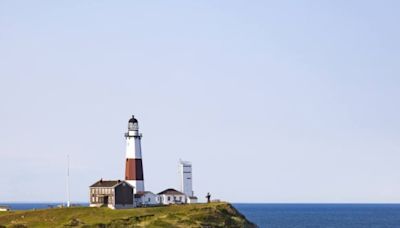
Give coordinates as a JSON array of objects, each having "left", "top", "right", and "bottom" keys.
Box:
[{"left": 0, "top": 202, "right": 257, "bottom": 227}]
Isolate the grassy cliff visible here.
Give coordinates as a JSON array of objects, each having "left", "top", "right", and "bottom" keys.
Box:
[{"left": 0, "top": 202, "right": 256, "bottom": 228}]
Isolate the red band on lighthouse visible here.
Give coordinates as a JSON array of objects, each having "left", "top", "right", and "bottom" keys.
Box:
[{"left": 125, "top": 158, "right": 144, "bottom": 180}]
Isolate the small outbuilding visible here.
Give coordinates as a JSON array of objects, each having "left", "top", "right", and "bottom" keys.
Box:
[
  {"left": 0, "top": 206, "right": 10, "bottom": 212},
  {"left": 89, "top": 179, "right": 134, "bottom": 209},
  {"left": 187, "top": 196, "right": 198, "bottom": 204},
  {"left": 158, "top": 188, "right": 186, "bottom": 205},
  {"left": 134, "top": 191, "right": 159, "bottom": 207}
]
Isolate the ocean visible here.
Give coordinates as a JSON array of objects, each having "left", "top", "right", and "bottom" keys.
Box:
[
  {"left": 1, "top": 203, "right": 89, "bottom": 210},
  {"left": 3, "top": 203, "right": 400, "bottom": 227},
  {"left": 233, "top": 204, "right": 400, "bottom": 228}
]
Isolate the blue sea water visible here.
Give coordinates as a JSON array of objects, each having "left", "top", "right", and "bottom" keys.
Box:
[
  {"left": 233, "top": 204, "right": 400, "bottom": 228},
  {"left": 0, "top": 203, "right": 89, "bottom": 210}
]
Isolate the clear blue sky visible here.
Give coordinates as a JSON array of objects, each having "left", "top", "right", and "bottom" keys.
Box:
[{"left": 1, "top": 1, "right": 399, "bottom": 203}]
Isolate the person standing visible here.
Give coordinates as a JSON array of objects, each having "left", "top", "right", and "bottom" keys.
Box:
[{"left": 206, "top": 192, "right": 211, "bottom": 203}]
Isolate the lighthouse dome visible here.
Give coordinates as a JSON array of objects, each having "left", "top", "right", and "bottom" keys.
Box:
[
  {"left": 128, "top": 115, "right": 138, "bottom": 123},
  {"left": 128, "top": 115, "right": 139, "bottom": 131}
]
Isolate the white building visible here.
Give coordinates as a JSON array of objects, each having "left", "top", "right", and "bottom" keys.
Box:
[
  {"left": 0, "top": 206, "right": 10, "bottom": 212},
  {"left": 187, "top": 196, "right": 198, "bottom": 204},
  {"left": 179, "top": 160, "right": 197, "bottom": 203},
  {"left": 134, "top": 191, "right": 159, "bottom": 207},
  {"left": 158, "top": 188, "right": 186, "bottom": 205}
]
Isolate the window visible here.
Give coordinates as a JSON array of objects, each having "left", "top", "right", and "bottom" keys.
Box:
[{"left": 167, "top": 196, "right": 170, "bottom": 201}]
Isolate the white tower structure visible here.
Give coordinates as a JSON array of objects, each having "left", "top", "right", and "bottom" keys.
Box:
[
  {"left": 179, "top": 160, "right": 193, "bottom": 197},
  {"left": 125, "top": 115, "right": 145, "bottom": 193}
]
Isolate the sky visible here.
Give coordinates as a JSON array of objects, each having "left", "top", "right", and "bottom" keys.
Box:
[{"left": 0, "top": 0, "right": 400, "bottom": 203}]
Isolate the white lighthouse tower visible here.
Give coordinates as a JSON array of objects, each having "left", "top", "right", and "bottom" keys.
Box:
[{"left": 125, "top": 115, "right": 145, "bottom": 193}]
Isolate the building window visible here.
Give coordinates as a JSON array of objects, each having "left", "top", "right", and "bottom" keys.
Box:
[{"left": 167, "top": 196, "right": 170, "bottom": 201}]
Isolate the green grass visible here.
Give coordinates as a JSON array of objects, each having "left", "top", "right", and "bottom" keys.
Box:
[{"left": 0, "top": 202, "right": 256, "bottom": 228}]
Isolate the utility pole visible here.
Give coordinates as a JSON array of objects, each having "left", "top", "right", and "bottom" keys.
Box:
[{"left": 67, "top": 154, "right": 71, "bottom": 207}]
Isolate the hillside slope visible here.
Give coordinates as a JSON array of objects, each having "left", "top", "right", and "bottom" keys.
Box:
[{"left": 0, "top": 202, "right": 256, "bottom": 228}]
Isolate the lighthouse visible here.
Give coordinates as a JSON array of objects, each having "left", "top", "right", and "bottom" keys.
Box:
[{"left": 125, "top": 115, "right": 145, "bottom": 193}]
